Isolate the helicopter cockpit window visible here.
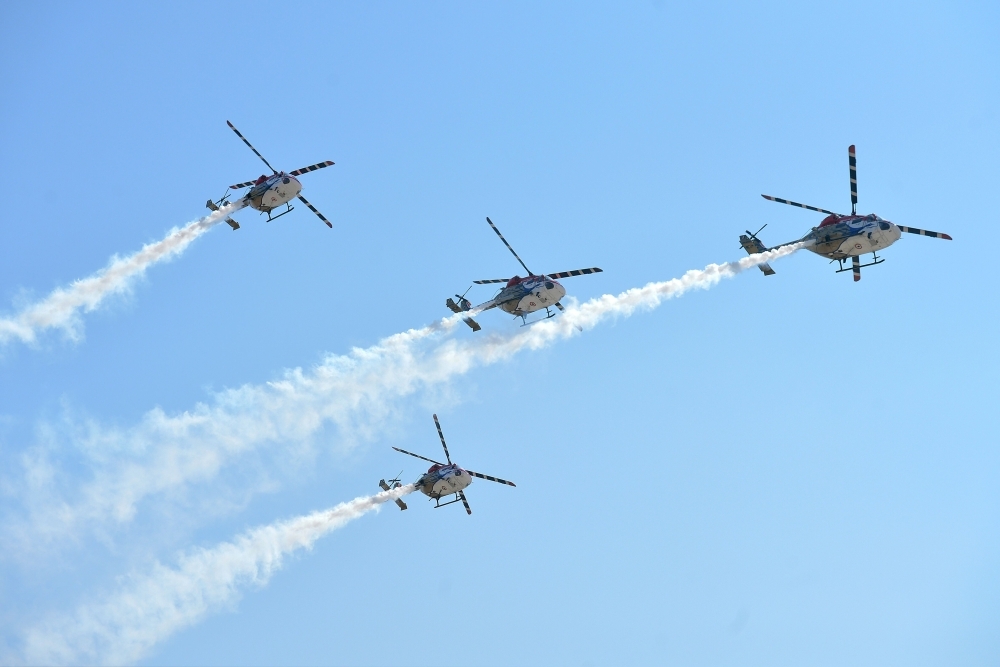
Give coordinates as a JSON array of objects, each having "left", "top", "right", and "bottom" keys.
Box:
[
  {"left": 282, "top": 177, "right": 290, "bottom": 184},
  {"left": 879, "top": 222, "right": 890, "bottom": 230},
  {"left": 545, "top": 282, "right": 555, "bottom": 290}
]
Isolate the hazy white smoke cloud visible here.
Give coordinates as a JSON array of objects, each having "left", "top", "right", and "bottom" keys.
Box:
[
  {"left": 5, "top": 243, "right": 803, "bottom": 665},
  {"left": 0, "top": 202, "right": 244, "bottom": 347},
  {"left": 5, "top": 243, "right": 804, "bottom": 556},
  {"left": 19, "top": 485, "right": 414, "bottom": 667}
]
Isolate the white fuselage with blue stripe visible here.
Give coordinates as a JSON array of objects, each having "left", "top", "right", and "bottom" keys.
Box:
[
  {"left": 415, "top": 464, "right": 473, "bottom": 499},
  {"left": 804, "top": 214, "right": 902, "bottom": 259},
  {"left": 492, "top": 276, "right": 567, "bottom": 316},
  {"left": 244, "top": 172, "right": 303, "bottom": 213}
]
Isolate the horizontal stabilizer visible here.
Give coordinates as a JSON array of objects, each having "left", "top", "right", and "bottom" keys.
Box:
[
  {"left": 446, "top": 298, "right": 463, "bottom": 314},
  {"left": 463, "top": 317, "right": 481, "bottom": 332},
  {"left": 739, "top": 233, "right": 775, "bottom": 276},
  {"left": 207, "top": 200, "right": 240, "bottom": 230},
  {"left": 394, "top": 498, "right": 408, "bottom": 511},
  {"left": 378, "top": 479, "right": 390, "bottom": 492}
]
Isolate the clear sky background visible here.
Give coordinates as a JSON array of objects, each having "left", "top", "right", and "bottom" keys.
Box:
[{"left": 1, "top": 1, "right": 998, "bottom": 665}]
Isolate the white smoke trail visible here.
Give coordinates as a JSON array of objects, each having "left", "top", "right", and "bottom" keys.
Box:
[
  {"left": 4, "top": 243, "right": 804, "bottom": 556},
  {"left": 470, "top": 241, "right": 810, "bottom": 356},
  {"left": 0, "top": 202, "right": 245, "bottom": 346},
  {"left": 4, "top": 243, "right": 803, "bottom": 664},
  {"left": 18, "top": 484, "right": 415, "bottom": 667}
]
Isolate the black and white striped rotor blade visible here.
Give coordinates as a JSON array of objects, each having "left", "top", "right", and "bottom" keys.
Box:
[
  {"left": 458, "top": 490, "right": 472, "bottom": 515},
  {"left": 849, "top": 144, "right": 858, "bottom": 213},
  {"left": 761, "top": 195, "right": 839, "bottom": 216},
  {"left": 473, "top": 278, "right": 509, "bottom": 284},
  {"left": 852, "top": 255, "right": 861, "bottom": 282},
  {"left": 392, "top": 446, "right": 443, "bottom": 466},
  {"left": 485, "top": 217, "right": 532, "bottom": 275},
  {"left": 229, "top": 179, "right": 257, "bottom": 190},
  {"left": 547, "top": 267, "right": 603, "bottom": 279},
  {"left": 226, "top": 121, "right": 277, "bottom": 174},
  {"left": 289, "top": 160, "right": 335, "bottom": 177},
  {"left": 432, "top": 414, "right": 452, "bottom": 464},
  {"left": 555, "top": 302, "right": 565, "bottom": 311},
  {"left": 465, "top": 470, "right": 516, "bottom": 487},
  {"left": 897, "top": 225, "right": 953, "bottom": 240},
  {"left": 297, "top": 195, "right": 333, "bottom": 228}
]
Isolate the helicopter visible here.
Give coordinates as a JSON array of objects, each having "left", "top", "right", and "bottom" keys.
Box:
[
  {"left": 384, "top": 414, "right": 516, "bottom": 515},
  {"left": 377, "top": 471, "right": 409, "bottom": 511},
  {"left": 446, "top": 217, "right": 603, "bottom": 330},
  {"left": 740, "top": 145, "right": 952, "bottom": 282},
  {"left": 205, "top": 120, "right": 335, "bottom": 230}
]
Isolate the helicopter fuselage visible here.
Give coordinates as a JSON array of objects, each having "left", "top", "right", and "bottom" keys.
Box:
[
  {"left": 802, "top": 213, "right": 902, "bottom": 260},
  {"left": 493, "top": 275, "right": 567, "bottom": 316},
  {"left": 243, "top": 172, "right": 303, "bottom": 213},
  {"left": 415, "top": 463, "right": 473, "bottom": 499}
]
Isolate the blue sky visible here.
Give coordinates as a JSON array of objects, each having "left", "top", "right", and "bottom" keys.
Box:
[{"left": 1, "top": 1, "right": 998, "bottom": 665}]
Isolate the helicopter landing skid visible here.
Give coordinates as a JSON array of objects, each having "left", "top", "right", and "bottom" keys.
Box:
[
  {"left": 433, "top": 494, "right": 464, "bottom": 509},
  {"left": 265, "top": 203, "right": 295, "bottom": 222},
  {"left": 519, "top": 307, "right": 558, "bottom": 327},
  {"left": 835, "top": 253, "right": 884, "bottom": 273}
]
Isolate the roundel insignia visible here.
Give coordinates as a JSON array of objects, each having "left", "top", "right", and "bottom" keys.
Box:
[{"left": 855, "top": 243, "right": 862, "bottom": 249}]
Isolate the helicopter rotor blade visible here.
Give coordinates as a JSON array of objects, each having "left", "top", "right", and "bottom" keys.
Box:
[
  {"left": 458, "top": 490, "right": 472, "bottom": 515},
  {"left": 432, "top": 414, "right": 452, "bottom": 464},
  {"left": 465, "top": 470, "right": 516, "bottom": 487},
  {"left": 761, "top": 195, "right": 839, "bottom": 216},
  {"left": 226, "top": 121, "right": 277, "bottom": 174},
  {"left": 849, "top": 145, "right": 858, "bottom": 215},
  {"left": 896, "top": 225, "right": 953, "bottom": 240},
  {"left": 486, "top": 217, "right": 532, "bottom": 275},
  {"left": 289, "top": 160, "right": 335, "bottom": 177},
  {"left": 554, "top": 302, "right": 565, "bottom": 311},
  {"left": 852, "top": 255, "right": 861, "bottom": 282},
  {"left": 296, "top": 195, "right": 333, "bottom": 228},
  {"left": 391, "top": 446, "right": 443, "bottom": 466},
  {"left": 473, "top": 278, "right": 509, "bottom": 284},
  {"left": 547, "top": 268, "right": 603, "bottom": 279},
  {"left": 229, "top": 179, "right": 257, "bottom": 190}
]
